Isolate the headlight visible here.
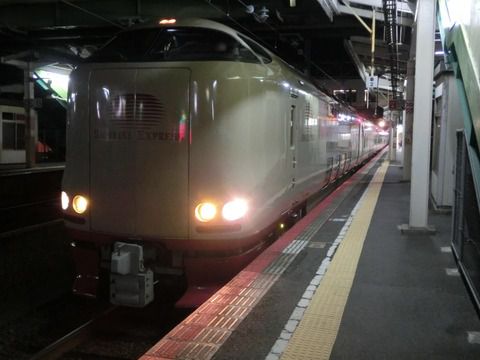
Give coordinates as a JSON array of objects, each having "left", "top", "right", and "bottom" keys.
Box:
[
  {"left": 61, "top": 191, "right": 69, "bottom": 210},
  {"left": 222, "top": 199, "right": 248, "bottom": 221},
  {"left": 72, "top": 195, "right": 89, "bottom": 214},
  {"left": 195, "top": 202, "right": 217, "bottom": 222}
]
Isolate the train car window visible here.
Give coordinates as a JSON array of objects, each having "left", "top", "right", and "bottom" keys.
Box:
[{"left": 238, "top": 35, "right": 272, "bottom": 64}]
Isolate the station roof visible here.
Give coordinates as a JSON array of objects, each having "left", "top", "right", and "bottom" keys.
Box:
[{"left": 0, "top": 0, "right": 426, "bottom": 102}]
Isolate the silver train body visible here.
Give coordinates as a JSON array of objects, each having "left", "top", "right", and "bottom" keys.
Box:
[{"left": 62, "top": 18, "right": 387, "bottom": 307}]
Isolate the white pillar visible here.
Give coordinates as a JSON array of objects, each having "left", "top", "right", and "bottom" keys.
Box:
[{"left": 408, "top": 0, "right": 436, "bottom": 229}]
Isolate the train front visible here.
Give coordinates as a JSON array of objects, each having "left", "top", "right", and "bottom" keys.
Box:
[{"left": 61, "top": 19, "right": 273, "bottom": 307}]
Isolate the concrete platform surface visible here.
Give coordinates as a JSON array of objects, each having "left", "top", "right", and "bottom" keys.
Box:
[{"left": 141, "top": 156, "right": 480, "bottom": 360}]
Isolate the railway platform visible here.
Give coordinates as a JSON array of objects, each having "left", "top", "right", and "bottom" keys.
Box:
[
  {"left": 0, "top": 162, "right": 64, "bottom": 177},
  {"left": 0, "top": 163, "right": 63, "bottom": 233},
  {"left": 141, "top": 151, "right": 480, "bottom": 360}
]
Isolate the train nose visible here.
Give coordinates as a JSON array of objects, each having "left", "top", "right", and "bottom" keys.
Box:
[{"left": 88, "top": 67, "right": 191, "bottom": 238}]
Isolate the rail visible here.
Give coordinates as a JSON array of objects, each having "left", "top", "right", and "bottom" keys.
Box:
[
  {"left": 0, "top": 198, "right": 61, "bottom": 235},
  {"left": 30, "top": 307, "right": 118, "bottom": 360},
  {"left": 0, "top": 219, "right": 63, "bottom": 239}
]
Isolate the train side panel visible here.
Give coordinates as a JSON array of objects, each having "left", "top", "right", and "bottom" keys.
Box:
[
  {"left": 63, "top": 68, "right": 91, "bottom": 232},
  {"left": 188, "top": 61, "right": 295, "bottom": 240}
]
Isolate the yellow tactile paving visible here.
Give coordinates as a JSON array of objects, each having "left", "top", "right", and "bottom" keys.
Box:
[{"left": 281, "top": 160, "right": 389, "bottom": 360}]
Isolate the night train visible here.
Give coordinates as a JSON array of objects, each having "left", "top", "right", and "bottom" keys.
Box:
[{"left": 61, "top": 18, "right": 387, "bottom": 308}]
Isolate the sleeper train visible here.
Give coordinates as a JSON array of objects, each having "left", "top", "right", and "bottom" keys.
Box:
[{"left": 61, "top": 18, "right": 387, "bottom": 308}]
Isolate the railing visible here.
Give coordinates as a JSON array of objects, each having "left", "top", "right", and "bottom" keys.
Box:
[
  {"left": 438, "top": 0, "right": 480, "bottom": 311},
  {"left": 452, "top": 131, "right": 480, "bottom": 310}
]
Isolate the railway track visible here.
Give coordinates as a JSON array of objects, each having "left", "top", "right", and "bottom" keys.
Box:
[
  {"left": 0, "top": 198, "right": 61, "bottom": 235},
  {"left": 0, "top": 166, "right": 63, "bottom": 235},
  {"left": 29, "top": 303, "right": 190, "bottom": 360},
  {"left": 30, "top": 307, "right": 118, "bottom": 360}
]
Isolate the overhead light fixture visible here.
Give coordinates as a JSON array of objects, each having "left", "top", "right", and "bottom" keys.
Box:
[
  {"left": 35, "top": 66, "right": 71, "bottom": 101},
  {"left": 290, "top": 0, "right": 296, "bottom": 7},
  {"left": 257, "top": 6, "right": 269, "bottom": 22}
]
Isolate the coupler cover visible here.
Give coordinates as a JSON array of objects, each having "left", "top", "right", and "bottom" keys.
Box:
[{"left": 110, "top": 242, "right": 154, "bottom": 307}]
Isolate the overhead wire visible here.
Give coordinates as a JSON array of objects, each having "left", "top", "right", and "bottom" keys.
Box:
[
  {"left": 203, "top": 0, "right": 345, "bottom": 91},
  {"left": 61, "top": 0, "right": 125, "bottom": 29}
]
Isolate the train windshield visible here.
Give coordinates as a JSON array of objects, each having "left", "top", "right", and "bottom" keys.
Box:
[{"left": 88, "top": 27, "right": 260, "bottom": 63}]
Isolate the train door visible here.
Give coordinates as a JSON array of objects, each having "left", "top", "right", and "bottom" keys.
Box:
[
  {"left": 89, "top": 69, "right": 137, "bottom": 236},
  {"left": 351, "top": 122, "right": 361, "bottom": 166},
  {"left": 359, "top": 123, "right": 365, "bottom": 161},
  {"left": 89, "top": 68, "right": 190, "bottom": 238},
  {"left": 288, "top": 100, "right": 299, "bottom": 190}
]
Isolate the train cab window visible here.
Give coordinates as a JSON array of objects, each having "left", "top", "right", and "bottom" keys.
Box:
[
  {"left": 88, "top": 28, "right": 162, "bottom": 62},
  {"left": 149, "top": 28, "right": 259, "bottom": 63},
  {"left": 238, "top": 35, "right": 272, "bottom": 64},
  {"left": 89, "top": 27, "right": 260, "bottom": 63}
]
